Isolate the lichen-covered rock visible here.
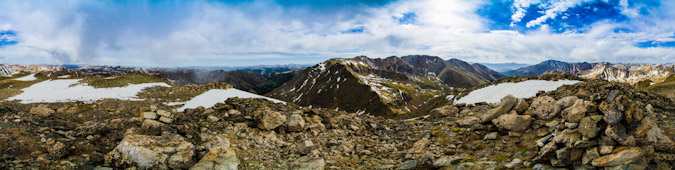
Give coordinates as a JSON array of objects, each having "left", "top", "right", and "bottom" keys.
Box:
[
  {"left": 514, "top": 98, "right": 529, "bottom": 114},
  {"left": 592, "top": 147, "right": 643, "bottom": 167},
  {"left": 562, "top": 100, "right": 594, "bottom": 123},
  {"left": 290, "top": 157, "right": 325, "bottom": 170},
  {"left": 48, "top": 142, "right": 69, "bottom": 158},
  {"left": 599, "top": 101, "right": 624, "bottom": 125},
  {"left": 287, "top": 113, "right": 306, "bottom": 132},
  {"left": 429, "top": 105, "right": 459, "bottom": 119},
  {"left": 556, "top": 96, "right": 579, "bottom": 109},
  {"left": 456, "top": 116, "right": 480, "bottom": 126},
  {"left": 105, "top": 133, "right": 195, "bottom": 169},
  {"left": 190, "top": 145, "right": 239, "bottom": 170},
  {"left": 526, "top": 96, "right": 561, "bottom": 120},
  {"left": 578, "top": 115, "right": 603, "bottom": 138},
  {"left": 605, "top": 124, "right": 636, "bottom": 146},
  {"left": 257, "top": 110, "right": 287, "bottom": 130},
  {"left": 480, "top": 95, "right": 517, "bottom": 123},
  {"left": 492, "top": 111, "right": 534, "bottom": 132},
  {"left": 30, "top": 104, "right": 54, "bottom": 117}
]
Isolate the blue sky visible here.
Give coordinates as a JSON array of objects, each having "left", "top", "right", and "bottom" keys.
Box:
[{"left": 0, "top": 0, "right": 674, "bottom": 67}]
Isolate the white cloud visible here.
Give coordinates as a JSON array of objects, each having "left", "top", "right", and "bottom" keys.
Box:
[{"left": 0, "top": 0, "right": 673, "bottom": 66}]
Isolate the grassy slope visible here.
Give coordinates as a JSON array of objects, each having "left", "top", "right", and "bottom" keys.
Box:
[{"left": 0, "top": 72, "right": 49, "bottom": 100}]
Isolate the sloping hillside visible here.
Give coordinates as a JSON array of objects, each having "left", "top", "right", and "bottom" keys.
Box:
[{"left": 268, "top": 55, "right": 502, "bottom": 117}]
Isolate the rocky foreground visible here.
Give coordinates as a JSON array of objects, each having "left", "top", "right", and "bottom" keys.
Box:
[{"left": 1, "top": 78, "right": 674, "bottom": 169}]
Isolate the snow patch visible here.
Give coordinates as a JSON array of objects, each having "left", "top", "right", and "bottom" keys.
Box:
[
  {"left": 57, "top": 75, "right": 70, "bottom": 78},
  {"left": 455, "top": 80, "right": 581, "bottom": 104},
  {"left": 14, "top": 73, "right": 37, "bottom": 81},
  {"left": 6, "top": 79, "right": 170, "bottom": 104},
  {"left": 177, "top": 88, "right": 285, "bottom": 112}
]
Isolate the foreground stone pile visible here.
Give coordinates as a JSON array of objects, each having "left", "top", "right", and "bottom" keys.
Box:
[{"left": 0, "top": 79, "right": 673, "bottom": 169}]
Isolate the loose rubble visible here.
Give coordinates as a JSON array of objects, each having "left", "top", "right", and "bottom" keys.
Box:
[{"left": 0, "top": 77, "right": 673, "bottom": 169}]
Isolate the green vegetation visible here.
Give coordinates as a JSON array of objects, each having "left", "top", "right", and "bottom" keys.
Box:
[
  {"left": 77, "top": 73, "right": 169, "bottom": 88},
  {"left": 639, "top": 73, "right": 675, "bottom": 101},
  {"left": 0, "top": 72, "right": 49, "bottom": 100}
]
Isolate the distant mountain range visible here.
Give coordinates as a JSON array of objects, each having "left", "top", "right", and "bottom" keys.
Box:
[
  {"left": 479, "top": 62, "right": 529, "bottom": 72},
  {"left": 267, "top": 55, "right": 502, "bottom": 117},
  {"left": 501, "top": 60, "right": 571, "bottom": 77}
]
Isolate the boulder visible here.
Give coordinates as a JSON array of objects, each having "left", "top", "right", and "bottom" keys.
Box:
[
  {"left": 526, "top": 96, "right": 561, "bottom": 120},
  {"left": 562, "top": 100, "right": 594, "bottom": 123},
  {"left": 605, "top": 124, "right": 636, "bottom": 146},
  {"left": 480, "top": 95, "right": 517, "bottom": 123},
  {"left": 592, "top": 147, "right": 643, "bottom": 167},
  {"left": 257, "top": 110, "right": 287, "bottom": 130},
  {"left": 578, "top": 115, "right": 603, "bottom": 138},
  {"left": 429, "top": 106, "right": 459, "bottom": 118},
  {"left": 190, "top": 138, "right": 239, "bottom": 170},
  {"left": 457, "top": 116, "right": 480, "bottom": 126},
  {"left": 287, "top": 114, "right": 306, "bottom": 132},
  {"left": 514, "top": 98, "right": 529, "bottom": 114},
  {"left": 556, "top": 96, "right": 579, "bottom": 109},
  {"left": 492, "top": 111, "right": 534, "bottom": 132},
  {"left": 105, "top": 133, "right": 195, "bottom": 169},
  {"left": 142, "top": 119, "right": 166, "bottom": 131},
  {"left": 599, "top": 101, "right": 623, "bottom": 125},
  {"left": 142, "top": 112, "right": 158, "bottom": 120},
  {"left": 30, "top": 104, "right": 55, "bottom": 117}
]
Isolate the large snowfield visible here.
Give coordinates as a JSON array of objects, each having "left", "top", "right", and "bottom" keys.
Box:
[
  {"left": 6, "top": 79, "right": 170, "bottom": 103},
  {"left": 454, "top": 80, "right": 581, "bottom": 105},
  {"left": 176, "top": 88, "right": 286, "bottom": 112}
]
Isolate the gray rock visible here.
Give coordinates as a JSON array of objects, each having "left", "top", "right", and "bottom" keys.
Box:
[
  {"left": 159, "top": 116, "right": 172, "bottom": 124},
  {"left": 600, "top": 146, "right": 614, "bottom": 155},
  {"left": 105, "top": 133, "right": 195, "bottom": 169},
  {"left": 556, "top": 96, "right": 579, "bottom": 109},
  {"left": 30, "top": 104, "right": 55, "bottom": 117},
  {"left": 483, "top": 132, "right": 498, "bottom": 140},
  {"left": 257, "top": 111, "right": 287, "bottom": 130},
  {"left": 287, "top": 114, "right": 306, "bottom": 132},
  {"left": 481, "top": 95, "right": 517, "bottom": 123},
  {"left": 526, "top": 96, "right": 561, "bottom": 120},
  {"left": 563, "top": 100, "right": 594, "bottom": 123},
  {"left": 142, "top": 112, "right": 158, "bottom": 120},
  {"left": 605, "top": 124, "right": 636, "bottom": 146},
  {"left": 578, "top": 115, "right": 603, "bottom": 138},
  {"left": 504, "top": 158, "right": 523, "bottom": 168},
  {"left": 492, "top": 111, "right": 534, "bottom": 132},
  {"left": 429, "top": 106, "right": 460, "bottom": 118},
  {"left": 457, "top": 116, "right": 480, "bottom": 126},
  {"left": 190, "top": 139, "right": 239, "bottom": 170},
  {"left": 397, "top": 160, "right": 417, "bottom": 170},
  {"left": 156, "top": 110, "right": 171, "bottom": 117},
  {"left": 514, "top": 98, "right": 529, "bottom": 114},
  {"left": 582, "top": 147, "right": 599, "bottom": 165},
  {"left": 207, "top": 115, "right": 219, "bottom": 122},
  {"left": 433, "top": 155, "right": 465, "bottom": 167}
]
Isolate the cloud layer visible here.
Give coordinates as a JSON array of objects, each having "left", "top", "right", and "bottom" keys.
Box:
[{"left": 0, "top": 0, "right": 673, "bottom": 66}]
